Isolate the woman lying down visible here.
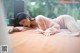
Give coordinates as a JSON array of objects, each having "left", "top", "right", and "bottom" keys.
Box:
[{"left": 9, "top": 12, "right": 80, "bottom": 37}]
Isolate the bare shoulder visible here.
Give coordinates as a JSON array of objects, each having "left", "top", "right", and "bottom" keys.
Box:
[{"left": 30, "top": 19, "right": 38, "bottom": 28}]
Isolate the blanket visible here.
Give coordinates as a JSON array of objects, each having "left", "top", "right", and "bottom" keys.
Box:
[{"left": 8, "top": 26, "right": 80, "bottom": 53}]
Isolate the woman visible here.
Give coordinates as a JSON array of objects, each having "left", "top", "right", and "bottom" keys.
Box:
[
  {"left": 9, "top": 12, "right": 38, "bottom": 33},
  {"left": 9, "top": 12, "right": 80, "bottom": 36}
]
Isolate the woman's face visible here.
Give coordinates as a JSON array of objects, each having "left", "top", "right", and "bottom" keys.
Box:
[{"left": 19, "top": 18, "right": 31, "bottom": 27}]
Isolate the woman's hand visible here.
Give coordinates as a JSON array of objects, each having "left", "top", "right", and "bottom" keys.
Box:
[
  {"left": 8, "top": 27, "right": 22, "bottom": 34},
  {"left": 35, "top": 29, "right": 44, "bottom": 34},
  {"left": 44, "top": 31, "right": 52, "bottom": 36},
  {"left": 44, "top": 27, "right": 60, "bottom": 36},
  {"left": 8, "top": 27, "right": 32, "bottom": 34}
]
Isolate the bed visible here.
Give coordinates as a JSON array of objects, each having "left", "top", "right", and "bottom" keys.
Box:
[{"left": 8, "top": 26, "right": 80, "bottom": 53}]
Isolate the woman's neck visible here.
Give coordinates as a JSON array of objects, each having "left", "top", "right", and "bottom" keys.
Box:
[{"left": 30, "top": 19, "right": 38, "bottom": 28}]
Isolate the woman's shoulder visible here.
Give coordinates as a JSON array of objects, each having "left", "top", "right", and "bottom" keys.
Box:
[{"left": 30, "top": 18, "right": 38, "bottom": 28}]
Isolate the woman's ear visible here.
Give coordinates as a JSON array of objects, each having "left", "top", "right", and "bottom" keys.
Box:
[
  {"left": 27, "top": 18, "right": 30, "bottom": 22},
  {"left": 31, "top": 18, "right": 35, "bottom": 21}
]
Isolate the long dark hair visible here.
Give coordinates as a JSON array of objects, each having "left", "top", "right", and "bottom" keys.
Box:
[{"left": 14, "top": 12, "right": 32, "bottom": 27}]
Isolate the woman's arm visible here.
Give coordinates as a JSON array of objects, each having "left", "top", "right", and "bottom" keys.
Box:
[
  {"left": 8, "top": 27, "right": 32, "bottom": 34},
  {"left": 21, "top": 27, "right": 32, "bottom": 31},
  {"left": 8, "top": 27, "right": 22, "bottom": 34}
]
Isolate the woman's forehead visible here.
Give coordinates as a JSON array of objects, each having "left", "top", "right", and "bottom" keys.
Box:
[{"left": 21, "top": 19, "right": 27, "bottom": 21}]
